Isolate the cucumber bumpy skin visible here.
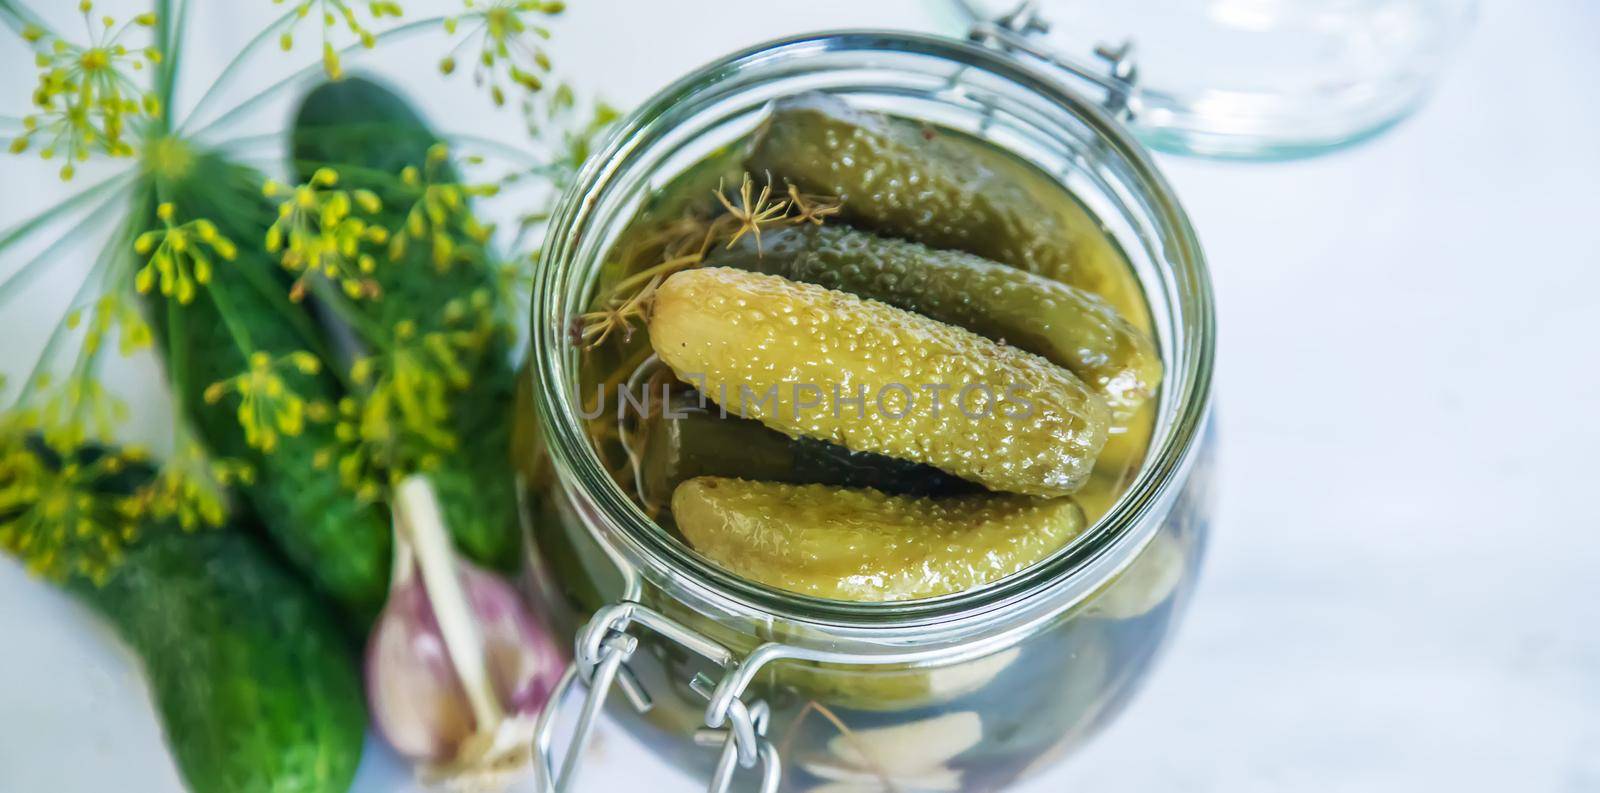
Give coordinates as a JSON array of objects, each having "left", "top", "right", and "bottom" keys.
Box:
[
  {"left": 648, "top": 267, "right": 1110, "bottom": 497},
  {"left": 140, "top": 156, "right": 392, "bottom": 623},
  {"left": 707, "top": 225, "right": 1162, "bottom": 424},
  {"left": 78, "top": 531, "right": 367, "bottom": 793},
  {"left": 291, "top": 77, "right": 522, "bottom": 571},
  {"left": 640, "top": 390, "right": 976, "bottom": 507},
  {"left": 16, "top": 446, "right": 368, "bottom": 793},
  {"left": 672, "top": 477, "right": 1087, "bottom": 601},
  {"left": 746, "top": 92, "right": 1125, "bottom": 295}
]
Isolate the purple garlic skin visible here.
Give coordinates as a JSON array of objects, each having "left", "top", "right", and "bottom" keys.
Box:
[{"left": 366, "top": 557, "right": 566, "bottom": 765}]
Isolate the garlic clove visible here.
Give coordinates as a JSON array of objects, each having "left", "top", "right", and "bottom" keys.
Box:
[
  {"left": 367, "top": 562, "right": 478, "bottom": 763},
  {"left": 460, "top": 560, "right": 565, "bottom": 716},
  {"left": 826, "top": 711, "right": 981, "bottom": 777},
  {"left": 366, "top": 477, "right": 567, "bottom": 785},
  {"left": 1088, "top": 531, "right": 1187, "bottom": 619}
]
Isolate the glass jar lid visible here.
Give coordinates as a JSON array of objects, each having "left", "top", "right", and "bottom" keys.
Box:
[{"left": 953, "top": 0, "right": 1477, "bottom": 159}]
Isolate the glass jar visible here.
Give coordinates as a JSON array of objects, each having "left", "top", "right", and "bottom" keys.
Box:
[{"left": 516, "top": 28, "right": 1216, "bottom": 793}]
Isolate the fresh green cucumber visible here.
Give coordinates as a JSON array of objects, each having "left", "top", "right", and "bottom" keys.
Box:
[
  {"left": 289, "top": 77, "right": 520, "bottom": 571},
  {"left": 78, "top": 530, "right": 366, "bottom": 793},
  {"left": 138, "top": 152, "right": 392, "bottom": 623},
  {"left": 4, "top": 443, "right": 365, "bottom": 793}
]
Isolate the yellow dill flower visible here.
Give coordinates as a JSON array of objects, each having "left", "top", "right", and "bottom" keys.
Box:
[
  {"left": 387, "top": 142, "right": 498, "bottom": 270},
  {"left": 140, "top": 135, "right": 194, "bottom": 180},
  {"left": 66, "top": 291, "right": 154, "bottom": 358},
  {"left": 202, "top": 350, "right": 325, "bottom": 454},
  {"left": 6, "top": 289, "right": 150, "bottom": 453},
  {"left": 126, "top": 440, "right": 245, "bottom": 531},
  {"left": 0, "top": 432, "right": 143, "bottom": 585},
  {"left": 440, "top": 1, "right": 564, "bottom": 107},
  {"left": 12, "top": 373, "right": 129, "bottom": 450},
  {"left": 262, "top": 169, "right": 387, "bottom": 302},
  {"left": 274, "top": 0, "right": 405, "bottom": 79},
  {"left": 132, "top": 203, "right": 240, "bottom": 305},
  {"left": 10, "top": 6, "right": 162, "bottom": 178},
  {"left": 316, "top": 308, "right": 493, "bottom": 498}
]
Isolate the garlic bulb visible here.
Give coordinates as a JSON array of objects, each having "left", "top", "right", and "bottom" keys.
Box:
[{"left": 367, "top": 477, "right": 565, "bottom": 786}]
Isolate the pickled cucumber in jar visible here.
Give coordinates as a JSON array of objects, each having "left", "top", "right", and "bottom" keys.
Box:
[
  {"left": 704, "top": 225, "right": 1161, "bottom": 424},
  {"left": 745, "top": 92, "right": 1141, "bottom": 306},
  {"left": 673, "top": 477, "right": 1088, "bottom": 601},
  {"left": 650, "top": 267, "right": 1111, "bottom": 497},
  {"left": 574, "top": 92, "right": 1161, "bottom": 605},
  {"left": 636, "top": 389, "right": 977, "bottom": 512}
]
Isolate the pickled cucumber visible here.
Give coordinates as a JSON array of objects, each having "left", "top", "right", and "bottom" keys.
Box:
[
  {"left": 672, "top": 477, "right": 1087, "bottom": 601},
  {"left": 648, "top": 267, "right": 1109, "bottom": 496},
  {"left": 706, "top": 225, "right": 1162, "bottom": 423},
  {"left": 746, "top": 93, "right": 1126, "bottom": 294},
  {"left": 639, "top": 390, "right": 976, "bottom": 506}
]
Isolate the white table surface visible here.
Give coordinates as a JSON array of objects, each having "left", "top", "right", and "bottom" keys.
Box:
[{"left": 3, "top": 1, "right": 1598, "bottom": 791}]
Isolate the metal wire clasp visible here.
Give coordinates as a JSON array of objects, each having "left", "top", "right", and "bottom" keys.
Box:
[
  {"left": 533, "top": 602, "right": 781, "bottom": 793},
  {"left": 967, "top": 0, "right": 1140, "bottom": 119}
]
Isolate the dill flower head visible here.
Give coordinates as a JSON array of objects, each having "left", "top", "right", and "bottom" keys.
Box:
[
  {"left": 140, "top": 135, "right": 195, "bottom": 181},
  {"left": 316, "top": 304, "right": 494, "bottom": 500},
  {"left": 69, "top": 291, "right": 154, "bottom": 358},
  {"left": 125, "top": 440, "right": 247, "bottom": 532},
  {"left": 0, "top": 433, "right": 144, "bottom": 584},
  {"left": 275, "top": 0, "right": 404, "bottom": 79},
  {"left": 10, "top": 3, "right": 162, "bottom": 179},
  {"left": 133, "top": 202, "right": 240, "bottom": 305},
  {"left": 387, "top": 143, "right": 498, "bottom": 270},
  {"left": 263, "top": 168, "right": 388, "bottom": 302},
  {"left": 13, "top": 373, "right": 130, "bottom": 450},
  {"left": 202, "top": 351, "right": 326, "bottom": 454},
  {"left": 440, "top": 1, "right": 565, "bottom": 107},
  {"left": 4, "top": 288, "right": 151, "bottom": 458}
]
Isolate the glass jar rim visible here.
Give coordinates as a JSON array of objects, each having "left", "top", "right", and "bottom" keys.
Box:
[{"left": 529, "top": 29, "right": 1216, "bottom": 635}]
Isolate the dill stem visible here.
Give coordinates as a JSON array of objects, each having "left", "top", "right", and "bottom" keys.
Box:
[
  {"left": 152, "top": 0, "right": 186, "bottom": 134},
  {"left": 808, "top": 701, "right": 900, "bottom": 793},
  {"left": 0, "top": 172, "right": 137, "bottom": 259},
  {"left": 61, "top": 318, "right": 108, "bottom": 431},
  {"left": 604, "top": 253, "right": 702, "bottom": 301},
  {"left": 186, "top": 16, "right": 452, "bottom": 141},
  {"left": 173, "top": 6, "right": 299, "bottom": 137},
  {"left": 209, "top": 132, "right": 286, "bottom": 153},
  {"left": 10, "top": 222, "right": 126, "bottom": 408},
  {"left": 165, "top": 292, "right": 190, "bottom": 415},
  {"left": 0, "top": 0, "right": 46, "bottom": 37},
  {"left": 0, "top": 186, "right": 131, "bottom": 312},
  {"left": 775, "top": 700, "right": 817, "bottom": 766},
  {"left": 434, "top": 132, "right": 545, "bottom": 168}
]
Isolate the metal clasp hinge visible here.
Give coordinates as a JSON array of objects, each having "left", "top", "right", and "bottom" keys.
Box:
[
  {"left": 533, "top": 602, "right": 781, "bottom": 793},
  {"left": 967, "top": 0, "right": 1140, "bottom": 119}
]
